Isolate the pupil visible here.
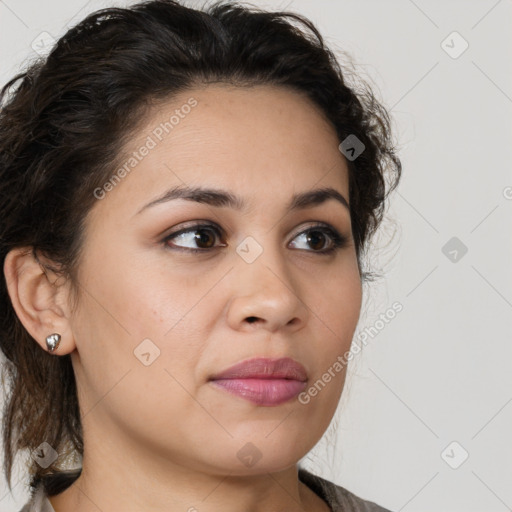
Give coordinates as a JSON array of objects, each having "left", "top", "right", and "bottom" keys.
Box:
[
  {"left": 196, "top": 229, "right": 213, "bottom": 248},
  {"left": 308, "top": 231, "right": 324, "bottom": 250}
]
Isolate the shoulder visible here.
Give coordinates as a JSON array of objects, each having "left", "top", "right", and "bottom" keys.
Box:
[
  {"left": 17, "top": 468, "right": 81, "bottom": 512},
  {"left": 18, "top": 467, "right": 392, "bottom": 512},
  {"left": 298, "top": 467, "right": 394, "bottom": 512},
  {"left": 17, "top": 485, "right": 54, "bottom": 512}
]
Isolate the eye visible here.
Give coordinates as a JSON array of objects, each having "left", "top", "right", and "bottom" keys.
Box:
[
  {"left": 162, "top": 222, "right": 348, "bottom": 254},
  {"left": 289, "top": 223, "right": 348, "bottom": 254},
  {"left": 163, "top": 223, "right": 225, "bottom": 253}
]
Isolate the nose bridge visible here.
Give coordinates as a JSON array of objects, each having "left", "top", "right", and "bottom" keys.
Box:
[
  {"left": 237, "top": 229, "right": 294, "bottom": 293},
  {"left": 228, "top": 229, "right": 306, "bottom": 330}
]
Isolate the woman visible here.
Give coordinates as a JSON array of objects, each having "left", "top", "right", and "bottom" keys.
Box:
[{"left": 0, "top": 1, "right": 401, "bottom": 511}]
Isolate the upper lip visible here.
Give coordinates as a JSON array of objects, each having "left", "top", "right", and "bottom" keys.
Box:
[
  {"left": 211, "top": 357, "right": 308, "bottom": 381},
  {"left": 210, "top": 357, "right": 308, "bottom": 382}
]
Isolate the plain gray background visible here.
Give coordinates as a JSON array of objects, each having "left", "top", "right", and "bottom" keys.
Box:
[{"left": 1, "top": 1, "right": 511, "bottom": 511}]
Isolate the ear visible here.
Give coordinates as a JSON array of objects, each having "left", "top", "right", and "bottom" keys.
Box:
[{"left": 3, "top": 247, "right": 76, "bottom": 355}]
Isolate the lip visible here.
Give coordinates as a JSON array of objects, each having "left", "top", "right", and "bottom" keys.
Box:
[
  {"left": 209, "top": 357, "right": 308, "bottom": 406},
  {"left": 210, "top": 357, "right": 308, "bottom": 381}
]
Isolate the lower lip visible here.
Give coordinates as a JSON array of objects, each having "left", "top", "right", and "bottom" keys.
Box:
[{"left": 210, "top": 378, "right": 307, "bottom": 406}]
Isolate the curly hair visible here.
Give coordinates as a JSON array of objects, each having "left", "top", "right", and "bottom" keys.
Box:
[{"left": 0, "top": 0, "right": 401, "bottom": 496}]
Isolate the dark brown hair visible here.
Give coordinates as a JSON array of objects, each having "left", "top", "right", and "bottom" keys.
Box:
[{"left": 0, "top": 0, "right": 401, "bottom": 496}]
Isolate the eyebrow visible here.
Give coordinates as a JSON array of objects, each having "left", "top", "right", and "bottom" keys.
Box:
[{"left": 135, "top": 185, "right": 350, "bottom": 216}]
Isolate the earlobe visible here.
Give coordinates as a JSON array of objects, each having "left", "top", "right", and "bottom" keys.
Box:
[{"left": 3, "top": 247, "right": 75, "bottom": 355}]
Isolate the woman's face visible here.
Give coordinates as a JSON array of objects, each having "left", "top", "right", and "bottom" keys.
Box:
[{"left": 69, "top": 84, "right": 362, "bottom": 475}]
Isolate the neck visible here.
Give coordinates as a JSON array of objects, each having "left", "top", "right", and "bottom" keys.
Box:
[{"left": 46, "top": 442, "right": 330, "bottom": 512}]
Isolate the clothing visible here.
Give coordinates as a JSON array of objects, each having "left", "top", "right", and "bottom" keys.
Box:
[{"left": 18, "top": 466, "right": 392, "bottom": 512}]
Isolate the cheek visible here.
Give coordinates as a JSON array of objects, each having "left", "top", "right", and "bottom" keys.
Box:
[
  {"left": 96, "top": 259, "right": 218, "bottom": 380},
  {"left": 70, "top": 259, "right": 206, "bottom": 435},
  {"left": 83, "top": 252, "right": 189, "bottom": 340},
  {"left": 284, "top": 263, "right": 362, "bottom": 409},
  {"left": 308, "top": 264, "right": 362, "bottom": 347}
]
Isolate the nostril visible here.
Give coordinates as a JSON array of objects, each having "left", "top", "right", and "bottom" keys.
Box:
[{"left": 246, "top": 316, "right": 259, "bottom": 323}]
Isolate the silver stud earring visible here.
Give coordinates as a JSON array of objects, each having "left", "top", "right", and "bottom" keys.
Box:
[{"left": 45, "top": 333, "right": 61, "bottom": 353}]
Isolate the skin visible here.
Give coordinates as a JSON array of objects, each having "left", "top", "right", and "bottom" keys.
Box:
[{"left": 5, "top": 84, "right": 362, "bottom": 512}]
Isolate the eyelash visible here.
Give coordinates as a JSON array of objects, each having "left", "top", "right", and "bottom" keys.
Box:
[{"left": 162, "top": 222, "right": 348, "bottom": 255}]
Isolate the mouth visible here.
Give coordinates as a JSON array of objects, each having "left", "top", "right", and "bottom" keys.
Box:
[{"left": 208, "top": 357, "right": 308, "bottom": 406}]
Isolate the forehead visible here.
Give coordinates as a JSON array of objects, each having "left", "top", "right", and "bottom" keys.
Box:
[{"left": 91, "top": 84, "right": 349, "bottom": 218}]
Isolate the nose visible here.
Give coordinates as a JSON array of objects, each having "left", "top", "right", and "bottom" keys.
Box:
[{"left": 225, "top": 243, "right": 308, "bottom": 333}]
